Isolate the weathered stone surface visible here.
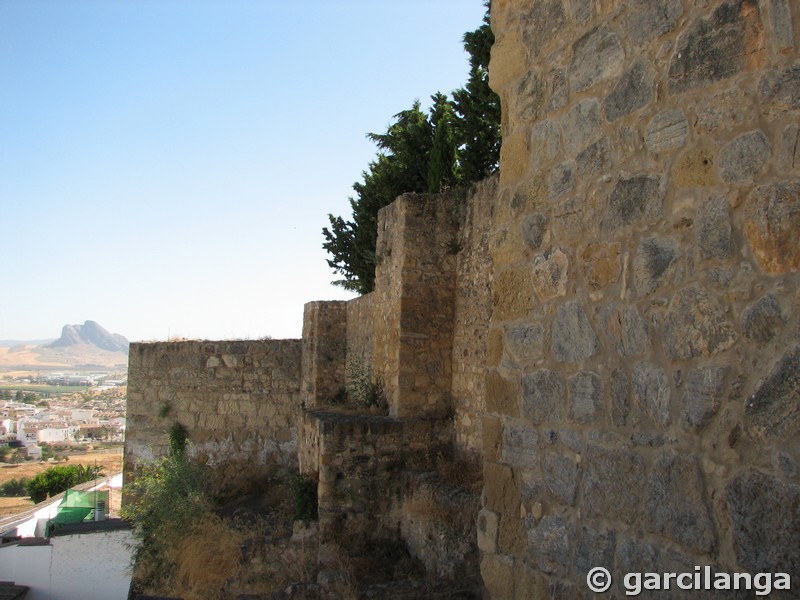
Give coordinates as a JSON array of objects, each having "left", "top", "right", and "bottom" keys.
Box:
[
  {"left": 646, "top": 451, "right": 714, "bottom": 553},
  {"left": 502, "top": 417, "right": 539, "bottom": 470},
  {"left": 668, "top": 0, "right": 764, "bottom": 94},
  {"left": 521, "top": 212, "right": 549, "bottom": 251},
  {"left": 531, "top": 247, "right": 569, "bottom": 300},
  {"left": 485, "top": 369, "right": 520, "bottom": 417},
  {"left": 504, "top": 322, "right": 547, "bottom": 367},
  {"left": 744, "top": 180, "right": 800, "bottom": 273},
  {"left": 604, "top": 174, "right": 664, "bottom": 231},
  {"left": 663, "top": 286, "right": 736, "bottom": 359},
  {"left": 633, "top": 362, "right": 672, "bottom": 426},
  {"left": 627, "top": 0, "right": 683, "bottom": 45},
  {"left": 600, "top": 304, "right": 649, "bottom": 357},
  {"left": 771, "top": 0, "right": 795, "bottom": 51},
  {"left": 574, "top": 527, "right": 616, "bottom": 576},
  {"left": 744, "top": 344, "right": 800, "bottom": 439},
  {"left": 569, "top": 25, "right": 625, "bottom": 92},
  {"left": 778, "top": 124, "right": 800, "bottom": 172},
  {"left": 742, "top": 292, "right": 785, "bottom": 344},
  {"left": 528, "top": 515, "right": 572, "bottom": 576},
  {"left": 484, "top": 461, "right": 521, "bottom": 515},
  {"left": 520, "top": 0, "right": 567, "bottom": 58},
  {"left": 644, "top": 109, "right": 688, "bottom": 154},
  {"left": 529, "top": 120, "right": 561, "bottom": 173},
  {"left": 615, "top": 539, "right": 659, "bottom": 593},
  {"left": 759, "top": 64, "right": 800, "bottom": 117},
  {"left": 570, "top": 0, "right": 592, "bottom": 24},
  {"left": 697, "top": 195, "right": 732, "bottom": 260},
  {"left": 726, "top": 469, "right": 800, "bottom": 581},
  {"left": 634, "top": 236, "right": 679, "bottom": 295},
  {"left": 682, "top": 366, "right": 727, "bottom": 430},
  {"left": 561, "top": 99, "right": 601, "bottom": 155},
  {"left": 583, "top": 445, "right": 646, "bottom": 524},
  {"left": 580, "top": 241, "right": 620, "bottom": 289},
  {"left": 547, "top": 67, "right": 568, "bottom": 112},
  {"left": 604, "top": 58, "right": 654, "bottom": 122},
  {"left": 492, "top": 267, "right": 532, "bottom": 321},
  {"left": 695, "top": 89, "right": 749, "bottom": 133},
  {"left": 543, "top": 451, "right": 578, "bottom": 505},
  {"left": 521, "top": 369, "right": 565, "bottom": 425},
  {"left": 568, "top": 371, "right": 601, "bottom": 423},
  {"left": 489, "top": 32, "right": 527, "bottom": 92},
  {"left": 480, "top": 553, "right": 515, "bottom": 600},
  {"left": 509, "top": 71, "right": 546, "bottom": 128},
  {"left": 477, "top": 508, "right": 499, "bottom": 554},
  {"left": 551, "top": 301, "right": 600, "bottom": 363},
  {"left": 548, "top": 161, "right": 575, "bottom": 200},
  {"left": 576, "top": 136, "right": 611, "bottom": 179},
  {"left": 610, "top": 368, "right": 629, "bottom": 427},
  {"left": 719, "top": 130, "right": 771, "bottom": 183}
]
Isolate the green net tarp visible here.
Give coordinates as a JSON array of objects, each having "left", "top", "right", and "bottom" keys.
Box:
[{"left": 45, "top": 488, "right": 109, "bottom": 536}]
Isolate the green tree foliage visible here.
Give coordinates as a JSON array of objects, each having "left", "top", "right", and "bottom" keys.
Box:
[
  {"left": 452, "top": 2, "right": 501, "bottom": 182},
  {"left": 322, "top": 3, "right": 500, "bottom": 294},
  {"left": 121, "top": 451, "right": 211, "bottom": 590},
  {"left": 0, "top": 477, "right": 29, "bottom": 497},
  {"left": 25, "top": 464, "right": 104, "bottom": 503}
]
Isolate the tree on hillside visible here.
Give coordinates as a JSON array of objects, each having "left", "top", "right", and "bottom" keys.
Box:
[{"left": 322, "top": 3, "right": 500, "bottom": 294}]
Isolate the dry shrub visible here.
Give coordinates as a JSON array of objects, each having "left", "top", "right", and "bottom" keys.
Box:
[
  {"left": 434, "top": 448, "right": 483, "bottom": 493},
  {"left": 169, "top": 514, "right": 246, "bottom": 600}
]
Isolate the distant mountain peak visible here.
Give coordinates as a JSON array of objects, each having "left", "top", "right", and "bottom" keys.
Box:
[{"left": 48, "top": 320, "right": 129, "bottom": 354}]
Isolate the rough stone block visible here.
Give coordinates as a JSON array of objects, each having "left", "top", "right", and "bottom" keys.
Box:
[
  {"left": 778, "top": 124, "right": 800, "bottom": 172},
  {"left": 492, "top": 267, "right": 532, "bottom": 321},
  {"left": 485, "top": 369, "right": 520, "bottom": 417},
  {"left": 547, "top": 161, "right": 575, "bottom": 200},
  {"left": 645, "top": 450, "right": 715, "bottom": 553},
  {"left": 682, "top": 366, "right": 727, "bottom": 430},
  {"left": 568, "top": 371, "right": 601, "bottom": 424},
  {"left": 487, "top": 327, "right": 504, "bottom": 368},
  {"left": 771, "top": 0, "right": 795, "bottom": 51},
  {"left": 480, "top": 552, "right": 515, "bottom": 600},
  {"left": 719, "top": 130, "right": 771, "bottom": 183},
  {"left": 626, "top": 0, "right": 683, "bottom": 45},
  {"left": 604, "top": 173, "right": 664, "bottom": 231},
  {"left": 744, "top": 180, "right": 800, "bottom": 273},
  {"left": 601, "top": 304, "right": 649, "bottom": 357},
  {"left": 673, "top": 148, "right": 717, "bottom": 188},
  {"left": 569, "top": 24, "right": 625, "bottom": 92},
  {"left": 695, "top": 89, "right": 749, "bottom": 133},
  {"left": 531, "top": 247, "right": 569, "bottom": 300},
  {"left": 527, "top": 515, "right": 573, "bottom": 576},
  {"left": 726, "top": 469, "right": 800, "bottom": 582},
  {"left": 482, "top": 415, "right": 503, "bottom": 462},
  {"left": 561, "top": 99, "right": 601, "bottom": 155},
  {"left": 521, "top": 212, "right": 549, "bottom": 250},
  {"left": 582, "top": 445, "right": 646, "bottom": 525},
  {"left": 510, "top": 70, "right": 546, "bottom": 127},
  {"left": 521, "top": 0, "right": 567, "bottom": 58},
  {"left": 576, "top": 136, "right": 611, "bottom": 180},
  {"left": 501, "top": 417, "right": 539, "bottom": 470},
  {"left": 499, "top": 130, "right": 530, "bottom": 185},
  {"left": 488, "top": 32, "right": 527, "bottom": 92},
  {"left": 742, "top": 292, "right": 785, "bottom": 344},
  {"left": 610, "top": 368, "right": 629, "bottom": 427},
  {"left": 580, "top": 241, "right": 621, "bottom": 289},
  {"left": 615, "top": 539, "right": 659, "bottom": 591},
  {"left": 759, "top": 64, "right": 800, "bottom": 117},
  {"left": 529, "top": 120, "right": 561, "bottom": 172},
  {"left": 744, "top": 344, "right": 800, "bottom": 439},
  {"left": 644, "top": 109, "right": 688, "bottom": 154},
  {"left": 547, "top": 67, "right": 568, "bottom": 112},
  {"left": 484, "top": 461, "right": 520, "bottom": 516},
  {"left": 504, "top": 322, "right": 547, "bottom": 367},
  {"left": 663, "top": 286, "right": 736, "bottom": 360},
  {"left": 633, "top": 236, "right": 679, "bottom": 295},
  {"left": 543, "top": 451, "right": 578, "bottom": 505},
  {"left": 551, "top": 301, "right": 600, "bottom": 363},
  {"left": 574, "top": 526, "right": 616, "bottom": 576},
  {"left": 633, "top": 362, "right": 672, "bottom": 427},
  {"left": 697, "top": 194, "right": 732, "bottom": 260},
  {"left": 521, "top": 369, "right": 565, "bottom": 425},
  {"left": 604, "top": 58, "right": 654, "bottom": 122},
  {"left": 668, "top": 0, "right": 763, "bottom": 94}
]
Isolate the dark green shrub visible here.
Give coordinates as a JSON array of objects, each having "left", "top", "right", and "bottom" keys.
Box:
[
  {"left": 26, "top": 464, "right": 104, "bottom": 503},
  {"left": 289, "top": 474, "right": 318, "bottom": 523},
  {"left": 0, "top": 477, "right": 29, "bottom": 497}
]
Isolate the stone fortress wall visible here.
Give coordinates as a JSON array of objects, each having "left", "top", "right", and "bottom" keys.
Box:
[
  {"left": 124, "top": 0, "right": 799, "bottom": 596},
  {"left": 482, "top": 0, "right": 799, "bottom": 596}
]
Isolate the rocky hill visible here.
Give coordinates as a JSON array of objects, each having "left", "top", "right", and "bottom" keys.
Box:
[{"left": 48, "top": 320, "right": 129, "bottom": 354}]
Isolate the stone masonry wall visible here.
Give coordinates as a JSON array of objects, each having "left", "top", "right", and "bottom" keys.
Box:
[
  {"left": 482, "top": 0, "right": 799, "bottom": 597},
  {"left": 125, "top": 339, "right": 302, "bottom": 491}
]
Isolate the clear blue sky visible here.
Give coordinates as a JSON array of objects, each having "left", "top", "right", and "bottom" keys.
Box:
[{"left": 0, "top": 0, "right": 487, "bottom": 342}]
